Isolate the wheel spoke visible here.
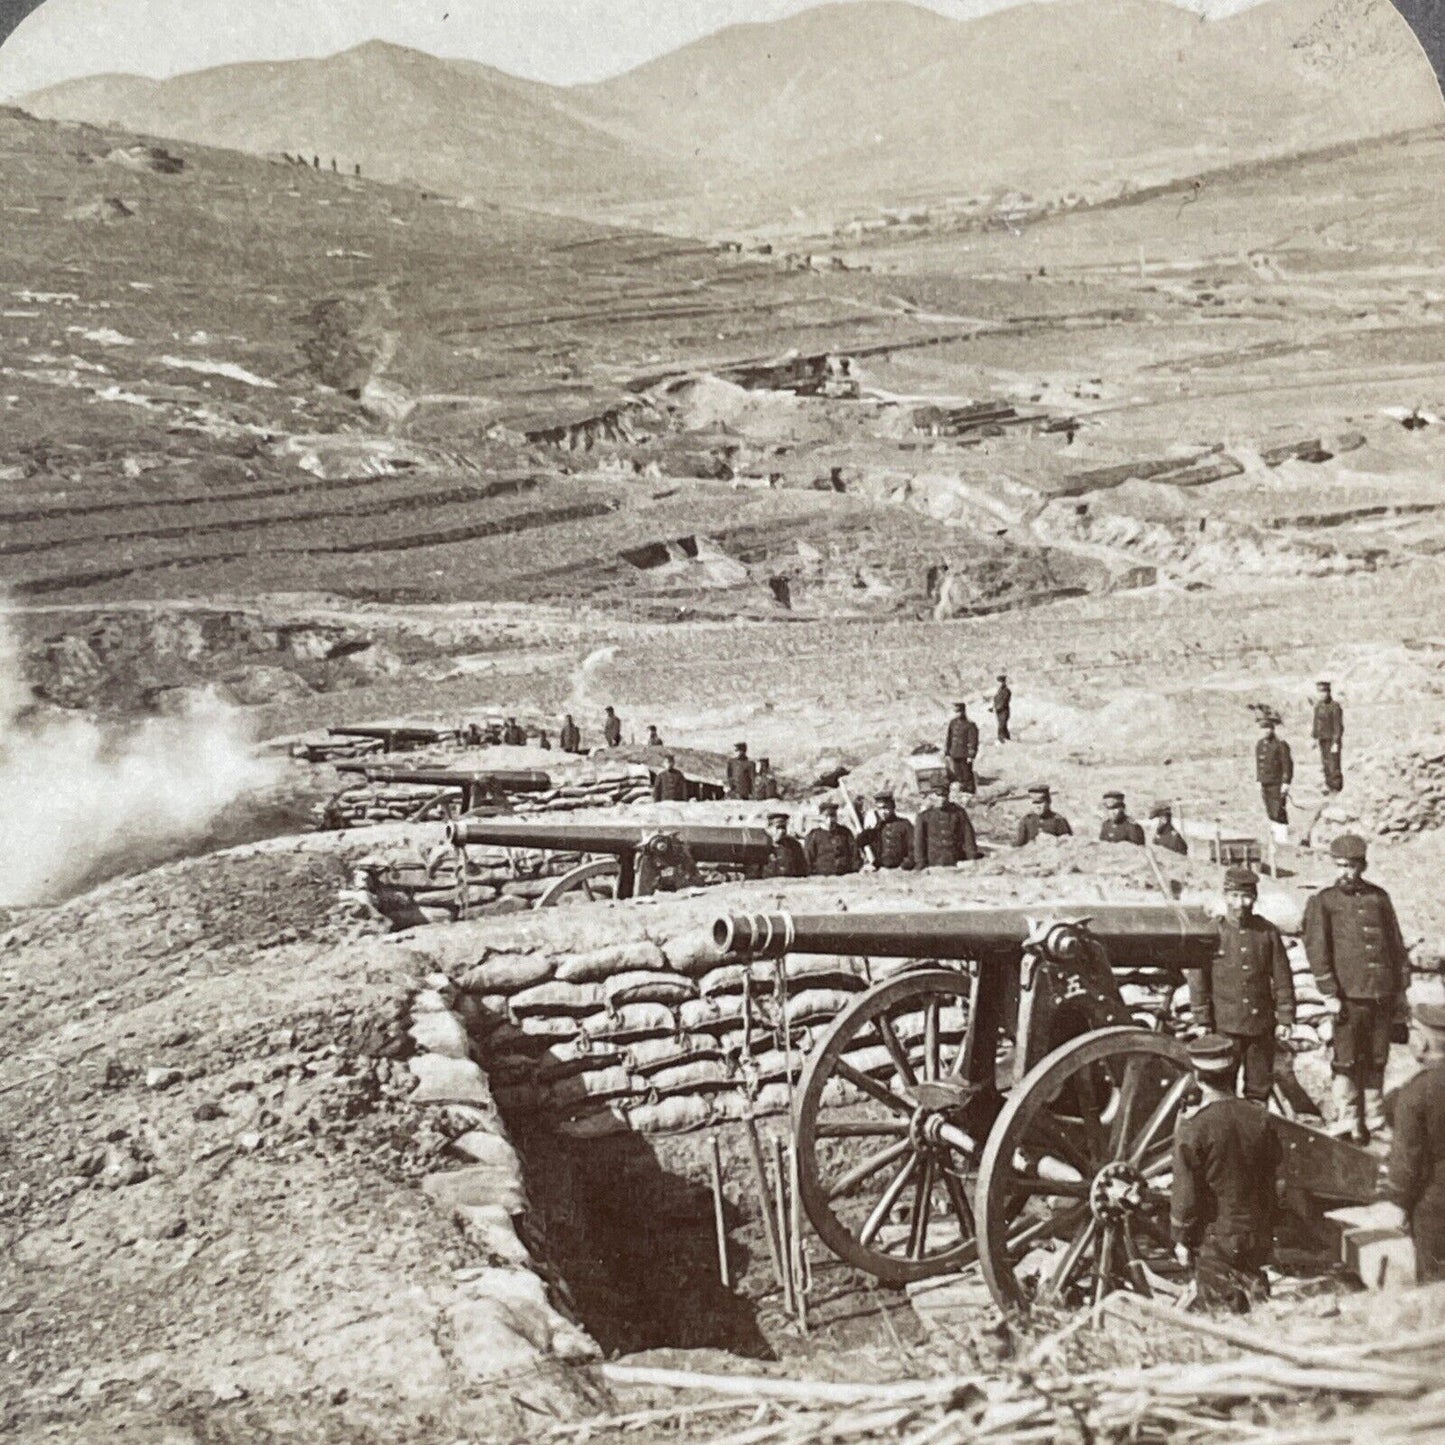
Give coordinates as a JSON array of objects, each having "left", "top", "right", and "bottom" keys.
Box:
[
  {"left": 1094, "top": 1224, "right": 1118, "bottom": 1305},
  {"left": 1120, "top": 1222, "right": 1153, "bottom": 1296},
  {"left": 827, "top": 1140, "right": 913, "bottom": 1202},
  {"left": 875, "top": 1016, "right": 918, "bottom": 1088},
  {"left": 1039, "top": 1216, "right": 1098, "bottom": 1304},
  {"left": 1107, "top": 1058, "right": 1147, "bottom": 1154},
  {"left": 859, "top": 1154, "right": 920, "bottom": 1248},
  {"left": 924, "top": 1001, "right": 941, "bottom": 1083},
  {"left": 1127, "top": 1073, "right": 1192, "bottom": 1165},
  {"left": 834, "top": 1060, "right": 913, "bottom": 1116},
  {"left": 941, "top": 1165, "right": 977, "bottom": 1246},
  {"left": 815, "top": 1119, "right": 911, "bottom": 1139},
  {"left": 1021, "top": 1112, "right": 1096, "bottom": 1174},
  {"left": 907, "top": 1155, "right": 935, "bottom": 1259},
  {"left": 1004, "top": 1172, "right": 1091, "bottom": 1200},
  {"left": 1005, "top": 1201, "right": 1088, "bottom": 1257}
]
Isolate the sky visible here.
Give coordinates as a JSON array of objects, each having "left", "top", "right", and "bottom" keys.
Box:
[{"left": 0, "top": 0, "right": 1269, "bottom": 99}]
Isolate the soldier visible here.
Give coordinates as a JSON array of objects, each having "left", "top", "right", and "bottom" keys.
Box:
[
  {"left": 1186, "top": 867, "right": 1295, "bottom": 1103},
  {"left": 1148, "top": 801, "right": 1189, "bottom": 855},
  {"left": 1099, "top": 790, "right": 1145, "bottom": 845},
  {"left": 727, "top": 742, "right": 756, "bottom": 801},
  {"left": 860, "top": 791, "right": 914, "bottom": 870},
  {"left": 992, "top": 673, "right": 1012, "bottom": 743},
  {"left": 759, "top": 811, "right": 808, "bottom": 879},
  {"left": 1170, "top": 1033, "right": 1283, "bottom": 1313},
  {"left": 501, "top": 716, "right": 526, "bottom": 747},
  {"left": 652, "top": 754, "right": 688, "bottom": 802},
  {"left": 805, "top": 801, "right": 861, "bottom": 876},
  {"left": 1312, "top": 681, "right": 1344, "bottom": 794},
  {"left": 1255, "top": 713, "right": 1293, "bottom": 827},
  {"left": 1015, "top": 784, "right": 1073, "bottom": 846},
  {"left": 559, "top": 714, "right": 583, "bottom": 753},
  {"left": 1303, "top": 834, "right": 1411, "bottom": 1142},
  {"left": 915, "top": 782, "right": 981, "bottom": 868},
  {"left": 603, "top": 706, "right": 623, "bottom": 748},
  {"left": 646, "top": 724, "right": 665, "bottom": 748},
  {"left": 754, "top": 758, "right": 782, "bottom": 800},
  {"left": 537, "top": 728, "right": 551, "bottom": 751},
  {"left": 1385, "top": 999, "right": 1445, "bottom": 1282},
  {"left": 945, "top": 702, "right": 980, "bottom": 794}
]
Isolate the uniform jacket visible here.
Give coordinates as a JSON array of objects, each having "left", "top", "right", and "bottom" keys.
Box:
[
  {"left": 1302, "top": 881, "right": 1409, "bottom": 1000},
  {"left": 1312, "top": 700, "right": 1344, "bottom": 743},
  {"left": 559, "top": 722, "right": 582, "bottom": 753},
  {"left": 945, "top": 716, "right": 980, "bottom": 761},
  {"left": 652, "top": 768, "right": 688, "bottom": 802},
  {"left": 760, "top": 836, "right": 808, "bottom": 879},
  {"left": 1015, "top": 811, "right": 1073, "bottom": 846},
  {"left": 1255, "top": 736, "right": 1294, "bottom": 785},
  {"left": 861, "top": 816, "right": 914, "bottom": 869},
  {"left": 1099, "top": 818, "right": 1145, "bottom": 845},
  {"left": 603, "top": 715, "right": 622, "bottom": 747},
  {"left": 993, "top": 685, "right": 1011, "bottom": 715},
  {"left": 726, "top": 757, "right": 757, "bottom": 799},
  {"left": 1153, "top": 823, "right": 1189, "bottom": 855},
  {"left": 502, "top": 724, "right": 527, "bottom": 746},
  {"left": 1387, "top": 1061, "right": 1445, "bottom": 1229},
  {"left": 805, "top": 824, "right": 861, "bottom": 876},
  {"left": 1170, "top": 1097, "right": 1282, "bottom": 1250},
  {"left": 915, "top": 802, "right": 980, "bottom": 867},
  {"left": 1188, "top": 915, "right": 1296, "bottom": 1037},
  {"left": 754, "top": 773, "right": 781, "bottom": 800}
]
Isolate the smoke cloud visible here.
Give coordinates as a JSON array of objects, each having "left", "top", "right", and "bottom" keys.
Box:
[{"left": 0, "top": 613, "right": 281, "bottom": 906}]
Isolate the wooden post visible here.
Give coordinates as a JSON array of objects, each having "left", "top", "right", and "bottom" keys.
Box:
[
  {"left": 708, "top": 1133, "right": 730, "bottom": 1289},
  {"left": 773, "top": 1132, "right": 796, "bottom": 1318}
]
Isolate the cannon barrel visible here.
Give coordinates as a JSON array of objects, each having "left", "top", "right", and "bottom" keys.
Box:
[
  {"left": 447, "top": 818, "right": 774, "bottom": 866},
  {"left": 328, "top": 725, "right": 454, "bottom": 742},
  {"left": 334, "top": 765, "right": 552, "bottom": 791},
  {"left": 713, "top": 905, "right": 1219, "bottom": 969}
]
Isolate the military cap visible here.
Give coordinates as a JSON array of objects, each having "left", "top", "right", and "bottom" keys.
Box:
[
  {"left": 1028, "top": 783, "right": 1052, "bottom": 798},
  {"left": 1102, "top": 790, "right": 1125, "bottom": 804},
  {"left": 1329, "top": 834, "right": 1368, "bottom": 862},
  {"left": 1317, "top": 680, "right": 1332, "bottom": 689},
  {"left": 766, "top": 810, "right": 790, "bottom": 824},
  {"left": 819, "top": 799, "right": 840, "bottom": 813},
  {"left": 1187, "top": 1034, "right": 1237, "bottom": 1071},
  {"left": 734, "top": 741, "right": 748, "bottom": 750},
  {"left": 997, "top": 673, "right": 1008, "bottom": 680},
  {"left": 1223, "top": 866, "right": 1259, "bottom": 893},
  {"left": 875, "top": 790, "right": 896, "bottom": 803},
  {"left": 1414, "top": 999, "right": 1445, "bottom": 1033},
  {"left": 1148, "top": 800, "right": 1172, "bottom": 818},
  {"left": 355, "top": 855, "right": 386, "bottom": 872},
  {"left": 1257, "top": 710, "right": 1281, "bottom": 727},
  {"left": 758, "top": 757, "right": 771, "bottom": 765},
  {"left": 954, "top": 700, "right": 968, "bottom": 708}
]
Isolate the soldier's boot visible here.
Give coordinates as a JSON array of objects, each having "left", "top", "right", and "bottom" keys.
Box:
[
  {"left": 1329, "top": 1074, "right": 1363, "bottom": 1140},
  {"left": 1363, "top": 1087, "right": 1391, "bottom": 1144}
]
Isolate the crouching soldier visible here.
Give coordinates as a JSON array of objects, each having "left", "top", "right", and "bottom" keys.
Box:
[
  {"left": 757, "top": 811, "right": 808, "bottom": 879},
  {"left": 860, "top": 791, "right": 914, "bottom": 870},
  {"left": 1171, "top": 1034, "right": 1283, "bottom": 1312},
  {"left": 1186, "top": 867, "right": 1295, "bottom": 1104},
  {"left": 1385, "top": 999, "right": 1445, "bottom": 1283}
]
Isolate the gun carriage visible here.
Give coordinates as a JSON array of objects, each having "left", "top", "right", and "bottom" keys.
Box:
[{"left": 712, "top": 905, "right": 1384, "bottom": 1313}]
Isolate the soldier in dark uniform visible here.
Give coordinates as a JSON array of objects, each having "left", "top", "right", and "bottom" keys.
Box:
[
  {"left": 860, "top": 791, "right": 914, "bottom": 870},
  {"left": 1148, "top": 801, "right": 1189, "bottom": 855},
  {"left": 992, "top": 674, "right": 1012, "bottom": 743},
  {"left": 603, "top": 707, "right": 623, "bottom": 748},
  {"left": 944, "top": 703, "right": 980, "bottom": 794},
  {"left": 914, "top": 783, "right": 981, "bottom": 868},
  {"left": 646, "top": 724, "right": 664, "bottom": 748},
  {"left": 1015, "top": 784, "right": 1073, "bottom": 846},
  {"left": 502, "top": 716, "right": 527, "bottom": 746},
  {"left": 1171, "top": 1033, "right": 1283, "bottom": 1312},
  {"left": 559, "top": 714, "right": 583, "bottom": 753},
  {"left": 1255, "top": 714, "right": 1293, "bottom": 826},
  {"left": 1099, "top": 790, "right": 1145, "bottom": 845},
  {"left": 1312, "top": 681, "right": 1344, "bottom": 794},
  {"left": 1186, "top": 867, "right": 1295, "bottom": 1103},
  {"left": 759, "top": 811, "right": 808, "bottom": 879},
  {"left": 754, "top": 758, "right": 781, "bottom": 800},
  {"left": 727, "top": 742, "right": 756, "bottom": 801},
  {"left": 805, "top": 801, "right": 861, "bottom": 876},
  {"left": 1385, "top": 999, "right": 1445, "bottom": 1282},
  {"left": 537, "top": 729, "right": 551, "bottom": 750},
  {"left": 1303, "top": 833, "right": 1410, "bottom": 1142},
  {"left": 652, "top": 754, "right": 688, "bottom": 803}
]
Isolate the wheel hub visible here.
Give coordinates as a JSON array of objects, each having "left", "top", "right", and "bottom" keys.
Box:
[{"left": 1089, "top": 1160, "right": 1146, "bottom": 1222}]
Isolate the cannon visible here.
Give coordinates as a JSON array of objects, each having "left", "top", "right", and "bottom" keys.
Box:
[
  {"left": 327, "top": 723, "right": 458, "bottom": 754},
  {"left": 447, "top": 818, "right": 774, "bottom": 906},
  {"left": 712, "top": 905, "right": 1384, "bottom": 1312},
  {"left": 336, "top": 765, "right": 551, "bottom": 814}
]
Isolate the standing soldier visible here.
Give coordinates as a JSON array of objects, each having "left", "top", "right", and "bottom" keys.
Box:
[
  {"left": 603, "top": 706, "right": 623, "bottom": 748},
  {"left": 914, "top": 782, "right": 981, "bottom": 868},
  {"left": 727, "top": 742, "right": 757, "bottom": 800},
  {"left": 860, "top": 792, "right": 914, "bottom": 870},
  {"left": 646, "top": 724, "right": 665, "bottom": 748},
  {"left": 1186, "top": 867, "right": 1295, "bottom": 1104},
  {"left": 759, "top": 811, "right": 808, "bottom": 878},
  {"left": 1099, "top": 791, "right": 1145, "bottom": 845},
  {"left": 1303, "top": 834, "right": 1411, "bottom": 1142},
  {"left": 1385, "top": 999, "right": 1445, "bottom": 1282},
  {"left": 1148, "top": 801, "right": 1189, "bottom": 855},
  {"left": 1255, "top": 713, "right": 1293, "bottom": 827},
  {"left": 754, "top": 758, "right": 782, "bottom": 800},
  {"left": 805, "top": 801, "right": 861, "bottom": 876},
  {"left": 1170, "top": 1034, "right": 1283, "bottom": 1313},
  {"left": 992, "top": 673, "right": 1012, "bottom": 743},
  {"left": 652, "top": 754, "right": 688, "bottom": 802},
  {"left": 1312, "top": 681, "right": 1344, "bottom": 794},
  {"left": 559, "top": 714, "right": 583, "bottom": 754},
  {"left": 945, "top": 702, "right": 980, "bottom": 794},
  {"left": 536, "top": 728, "right": 551, "bottom": 750},
  {"left": 1015, "top": 784, "right": 1073, "bottom": 846}
]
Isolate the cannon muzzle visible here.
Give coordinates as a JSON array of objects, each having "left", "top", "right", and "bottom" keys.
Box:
[
  {"left": 446, "top": 819, "right": 774, "bottom": 866},
  {"left": 713, "top": 905, "right": 1218, "bottom": 968}
]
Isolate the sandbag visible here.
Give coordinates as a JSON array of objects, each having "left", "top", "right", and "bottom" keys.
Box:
[
  {"left": 559, "top": 1106, "right": 630, "bottom": 1138},
  {"left": 698, "top": 962, "right": 775, "bottom": 999},
  {"left": 784, "top": 988, "right": 858, "bottom": 1026},
  {"left": 514, "top": 1015, "right": 581, "bottom": 1041},
  {"left": 627, "top": 1035, "right": 725, "bottom": 1075},
  {"left": 582, "top": 1003, "right": 677, "bottom": 1043},
  {"left": 510, "top": 980, "right": 605, "bottom": 1017},
  {"left": 604, "top": 971, "right": 698, "bottom": 1010},
  {"left": 738, "top": 1048, "right": 803, "bottom": 1085},
  {"left": 554, "top": 940, "right": 669, "bottom": 984},
  {"left": 535, "top": 1040, "right": 627, "bottom": 1082},
  {"left": 645, "top": 1059, "right": 735, "bottom": 1097},
  {"left": 461, "top": 954, "right": 554, "bottom": 994},
  {"left": 545, "top": 1065, "right": 636, "bottom": 1110},
  {"left": 781, "top": 956, "right": 871, "bottom": 993},
  {"left": 718, "top": 1024, "right": 816, "bottom": 1059},
  {"left": 841, "top": 1043, "right": 898, "bottom": 1080},
  {"left": 679, "top": 995, "right": 749, "bottom": 1034},
  {"left": 661, "top": 930, "right": 726, "bottom": 978},
  {"left": 483, "top": 1020, "right": 564, "bottom": 1056},
  {"left": 624, "top": 1095, "right": 711, "bottom": 1135}
]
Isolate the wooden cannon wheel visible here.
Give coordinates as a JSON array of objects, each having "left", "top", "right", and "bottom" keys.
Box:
[
  {"left": 795, "top": 970, "right": 988, "bottom": 1286},
  {"left": 535, "top": 859, "right": 622, "bottom": 908},
  {"left": 976, "top": 1027, "right": 1193, "bottom": 1314}
]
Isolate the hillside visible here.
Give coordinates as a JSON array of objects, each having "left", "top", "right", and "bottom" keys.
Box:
[{"left": 20, "top": 0, "right": 1442, "bottom": 232}]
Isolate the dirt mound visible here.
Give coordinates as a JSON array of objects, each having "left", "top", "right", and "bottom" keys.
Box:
[{"left": 1309, "top": 734, "right": 1445, "bottom": 843}]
